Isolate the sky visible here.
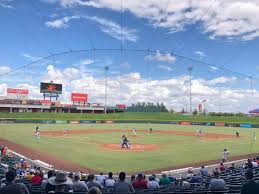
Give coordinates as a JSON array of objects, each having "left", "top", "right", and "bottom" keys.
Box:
[{"left": 0, "top": 0, "right": 259, "bottom": 112}]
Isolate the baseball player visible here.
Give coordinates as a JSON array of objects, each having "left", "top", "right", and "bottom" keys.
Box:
[
  {"left": 34, "top": 131, "right": 40, "bottom": 141},
  {"left": 121, "top": 135, "right": 130, "bottom": 149},
  {"left": 132, "top": 128, "right": 137, "bottom": 136},
  {"left": 64, "top": 127, "right": 69, "bottom": 134},
  {"left": 196, "top": 128, "right": 203, "bottom": 136},
  {"left": 222, "top": 148, "right": 230, "bottom": 163}
]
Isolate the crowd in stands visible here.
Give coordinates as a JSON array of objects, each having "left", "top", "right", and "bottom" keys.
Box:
[{"left": 1, "top": 148, "right": 259, "bottom": 194}]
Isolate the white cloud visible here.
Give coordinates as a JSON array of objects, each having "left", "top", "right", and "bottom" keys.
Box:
[
  {"left": 0, "top": 83, "right": 7, "bottom": 96},
  {"left": 22, "top": 53, "right": 42, "bottom": 61},
  {"left": 209, "top": 65, "right": 219, "bottom": 71},
  {"left": 256, "top": 66, "right": 259, "bottom": 71},
  {"left": 195, "top": 51, "right": 206, "bottom": 58},
  {"left": 0, "top": 0, "right": 14, "bottom": 9},
  {"left": 207, "top": 76, "right": 237, "bottom": 85},
  {"left": 43, "top": 65, "right": 80, "bottom": 84},
  {"left": 0, "top": 66, "right": 11, "bottom": 74},
  {"left": 47, "top": 0, "right": 259, "bottom": 41},
  {"left": 79, "top": 59, "right": 94, "bottom": 66},
  {"left": 45, "top": 15, "right": 80, "bottom": 28},
  {"left": 45, "top": 15, "right": 138, "bottom": 42},
  {"left": 145, "top": 51, "right": 176, "bottom": 63},
  {"left": 83, "top": 15, "right": 138, "bottom": 42},
  {"left": 157, "top": 65, "right": 173, "bottom": 72}
]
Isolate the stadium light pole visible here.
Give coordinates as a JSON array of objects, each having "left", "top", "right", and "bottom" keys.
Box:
[
  {"left": 188, "top": 66, "right": 193, "bottom": 113},
  {"left": 104, "top": 66, "right": 109, "bottom": 114}
]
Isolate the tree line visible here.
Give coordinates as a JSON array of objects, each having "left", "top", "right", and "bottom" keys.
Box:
[{"left": 126, "top": 102, "right": 169, "bottom": 112}]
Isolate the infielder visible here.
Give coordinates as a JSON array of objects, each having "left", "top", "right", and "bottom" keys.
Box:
[
  {"left": 64, "top": 127, "right": 69, "bottom": 134},
  {"left": 132, "top": 128, "right": 137, "bottom": 136},
  {"left": 34, "top": 129, "right": 40, "bottom": 141},
  {"left": 196, "top": 128, "right": 203, "bottom": 136}
]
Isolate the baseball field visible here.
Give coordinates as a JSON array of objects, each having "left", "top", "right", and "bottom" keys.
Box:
[{"left": 1, "top": 121, "right": 259, "bottom": 174}]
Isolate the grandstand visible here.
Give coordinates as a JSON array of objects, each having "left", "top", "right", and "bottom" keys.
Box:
[{"left": 1, "top": 146, "right": 259, "bottom": 194}]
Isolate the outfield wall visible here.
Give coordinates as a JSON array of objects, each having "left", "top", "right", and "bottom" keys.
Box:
[{"left": 0, "top": 118, "right": 258, "bottom": 128}]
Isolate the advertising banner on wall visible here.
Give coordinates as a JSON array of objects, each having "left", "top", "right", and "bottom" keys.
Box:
[
  {"left": 41, "top": 100, "right": 51, "bottom": 106},
  {"left": 116, "top": 104, "right": 126, "bottom": 109},
  {"left": 71, "top": 93, "right": 88, "bottom": 102},
  {"left": 7, "top": 88, "right": 29, "bottom": 99}
]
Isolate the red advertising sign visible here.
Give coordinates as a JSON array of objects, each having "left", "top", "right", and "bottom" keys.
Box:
[
  {"left": 71, "top": 93, "right": 88, "bottom": 102},
  {"left": 180, "top": 121, "right": 191, "bottom": 125},
  {"left": 41, "top": 100, "right": 51, "bottom": 106},
  {"left": 215, "top": 122, "right": 225, "bottom": 126},
  {"left": 7, "top": 88, "right": 28, "bottom": 94},
  {"left": 116, "top": 104, "right": 126, "bottom": 109},
  {"left": 7, "top": 88, "right": 29, "bottom": 99}
]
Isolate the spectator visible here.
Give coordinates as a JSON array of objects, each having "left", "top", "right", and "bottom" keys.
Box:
[
  {"left": 168, "top": 175, "right": 176, "bottom": 183},
  {"left": 147, "top": 176, "right": 160, "bottom": 189},
  {"left": 16, "top": 166, "right": 25, "bottom": 177},
  {"left": 132, "top": 173, "right": 147, "bottom": 189},
  {"left": 42, "top": 170, "right": 55, "bottom": 191},
  {"left": 241, "top": 170, "right": 259, "bottom": 194},
  {"left": 114, "top": 172, "right": 134, "bottom": 194},
  {"left": 228, "top": 163, "right": 236, "bottom": 171},
  {"left": 200, "top": 166, "right": 208, "bottom": 176},
  {"left": 0, "top": 170, "right": 29, "bottom": 194},
  {"left": 96, "top": 172, "right": 106, "bottom": 185},
  {"left": 219, "top": 163, "right": 226, "bottom": 172},
  {"left": 24, "top": 169, "right": 34, "bottom": 180},
  {"left": 31, "top": 170, "right": 42, "bottom": 185},
  {"left": 70, "top": 173, "right": 88, "bottom": 192},
  {"left": 86, "top": 174, "right": 103, "bottom": 189},
  {"left": 87, "top": 187, "right": 102, "bottom": 194},
  {"left": 252, "top": 159, "right": 258, "bottom": 168},
  {"left": 130, "top": 175, "right": 135, "bottom": 184},
  {"left": 189, "top": 174, "right": 201, "bottom": 184},
  {"left": 246, "top": 159, "right": 253, "bottom": 169},
  {"left": 159, "top": 174, "right": 171, "bottom": 185},
  {"left": 152, "top": 174, "right": 160, "bottom": 182},
  {"left": 104, "top": 172, "right": 115, "bottom": 187},
  {"left": 213, "top": 167, "right": 219, "bottom": 174},
  {"left": 48, "top": 172, "right": 73, "bottom": 194},
  {"left": 209, "top": 171, "right": 226, "bottom": 191},
  {"left": 68, "top": 172, "right": 74, "bottom": 181},
  {"left": 186, "top": 168, "right": 193, "bottom": 178}
]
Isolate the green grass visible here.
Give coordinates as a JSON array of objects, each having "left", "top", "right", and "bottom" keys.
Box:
[
  {"left": 1, "top": 112, "right": 259, "bottom": 123},
  {"left": 1, "top": 123, "right": 259, "bottom": 173}
]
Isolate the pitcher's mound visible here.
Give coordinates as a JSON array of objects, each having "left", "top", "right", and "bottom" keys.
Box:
[{"left": 101, "top": 144, "right": 159, "bottom": 152}]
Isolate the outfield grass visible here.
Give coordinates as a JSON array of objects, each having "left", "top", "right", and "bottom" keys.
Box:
[
  {"left": 0, "top": 123, "right": 259, "bottom": 173},
  {"left": 0, "top": 112, "right": 259, "bottom": 123}
]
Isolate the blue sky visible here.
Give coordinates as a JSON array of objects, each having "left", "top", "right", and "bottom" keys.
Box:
[{"left": 0, "top": 0, "right": 259, "bottom": 112}]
